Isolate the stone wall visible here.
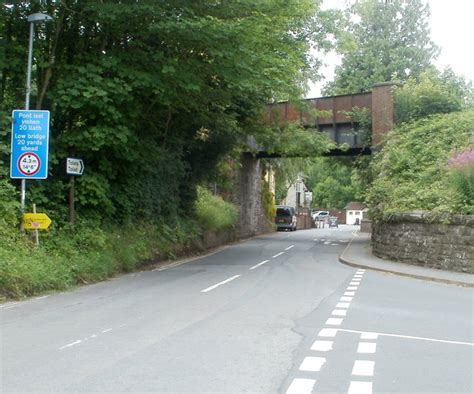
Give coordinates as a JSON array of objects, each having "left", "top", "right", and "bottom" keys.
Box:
[
  {"left": 372, "top": 212, "right": 473, "bottom": 273},
  {"left": 233, "top": 153, "right": 273, "bottom": 239}
]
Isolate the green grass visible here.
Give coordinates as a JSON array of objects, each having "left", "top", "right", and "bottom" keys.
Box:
[{"left": 0, "top": 219, "right": 200, "bottom": 300}]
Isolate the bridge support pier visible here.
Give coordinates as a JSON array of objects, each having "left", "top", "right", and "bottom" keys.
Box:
[{"left": 234, "top": 153, "right": 273, "bottom": 238}]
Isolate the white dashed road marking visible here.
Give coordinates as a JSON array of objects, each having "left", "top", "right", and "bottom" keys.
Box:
[
  {"left": 311, "top": 340, "right": 333, "bottom": 351},
  {"left": 318, "top": 328, "right": 338, "bottom": 337},
  {"left": 285, "top": 245, "right": 295, "bottom": 251},
  {"left": 201, "top": 275, "right": 241, "bottom": 293},
  {"left": 348, "top": 381, "right": 373, "bottom": 394},
  {"left": 272, "top": 252, "right": 284, "bottom": 258},
  {"left": 357, "top": 342, "right": 377, "bottom": 354},
  {"left": 336, "top": 302, "right": 350, "bottom": 308},
  {"left": 59, "top": 340, "right": 82, "bottom": 350},
  {"left": 286, "top": 378, "right": 316, "bottom": 394},
  {"left": 326, "top": 318, "right": 343, "bottom": 326},
  {"left": 249, "top": 260, "right": 269, "bottom": 270},
  {"left": 299, "top": 356, "right": 326, "bottom": 372},
  {"left": 352, "top": 360, "right": 375, "bottom": 376},
  {"left": 332, "top": 309, "right": 347, "bottom": 316}
]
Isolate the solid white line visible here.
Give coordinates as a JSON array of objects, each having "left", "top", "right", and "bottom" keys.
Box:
[
  {"left": 35, "top": 295, "right": 49, "bottom": 300},
  {"left": 250, "top": 260, "right": 270, "bottom": 270},
  {"left": 336, "top": 302, "right": 351, "bottom": 308},
  {"left": 311, "top": 340, "right": 333, "bottom": 351},
  {"left": 59, "top": 340, "right": 82, "bottom": 350},
  {"left": 358, "top": 342, "right": 377, "bottom": 354},
  {"left": 286, "top": 378, "right": 316, "bottom": 394},
  {"left": 318, "top": 328, "right": 338, "bottom": 337},
  {"left": 299, "top": 357, "right": 326, "bottom": 372},
  {"left": 352, "top": 360, "right": 375, "bottom": 376},
  {"left": 326, "top": 317, "right": 343, "bottom": 326},
  {"left": 285, "top": 245, "right": 295, "bottom": 251},
  {"left": 344, "top": 291, "right": 356, "bottom": 296},
  {"left": 347, "top": 286, "right": 358, "bottom": 290},
  {"left": 272, "top": 252, "right": 284, "bottom": 258},
  {"left": 201, "top": 275, "right": 241, "bottom": 293},
  {"left": 102, "top": 328, "right": 113, "bottom": 333},
  {"left": 340, "top": 296, "right": 353, "bottom": 302},
  {"left": 348, "top": 381, "right": 372, "bottom": 394},
  {"left": 332, "top": 309, "right": 347, "bottom": 316},
  {"left": 339, "top": 329, "right": 474, "bottom": 346}
]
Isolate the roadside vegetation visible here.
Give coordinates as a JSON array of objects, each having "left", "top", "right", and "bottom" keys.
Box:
[
  {"left": 367, "top": 108, "right": 474, "bottom": 221},
  {"left": 1, "top": 1, "right": 339, "bottom": 299}
]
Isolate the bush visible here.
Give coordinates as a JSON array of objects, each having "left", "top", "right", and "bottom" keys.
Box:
[
  {"left": 367, "top": 108, "right": 474, "bottom": 220},
  {"left": 0, "top": 219, "right": 200, "bottom": 300},
  {"left": 194, "top": 186, "right": 239, "bottom": 231},
  {"left": 448, "top": 149, "right": 474, "bottom": 213},
  {"left": 395, "top": 69, "right": 473, "bottom": 124}
]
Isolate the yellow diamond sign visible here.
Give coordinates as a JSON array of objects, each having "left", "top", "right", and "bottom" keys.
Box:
[{"left": 23, "top": 213, "right": 52, "bottom": 230}]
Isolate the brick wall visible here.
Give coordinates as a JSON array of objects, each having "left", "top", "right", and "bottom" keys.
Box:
[{"left": 372, "top": 212, "right": 474, "bottom": 273}]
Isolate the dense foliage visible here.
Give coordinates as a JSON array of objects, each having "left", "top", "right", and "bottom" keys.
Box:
[
  {"left": 1, "top": 0, "right": 327, "bottom": 224},
  {"left": 367, "top": 108, "right": 474, "bottom": 220},
  {"left": 325, "top": 0, "right": 438, "bottom": 94},
  {"left": 0, "top": 1, "right": 339, "bottom": 298},
  {"left": 0, "top": 219, "right": 199, "bottom": 299},
  {"left": 194, "top": 186, "right": 238, "bottom": 232},
  {"left": 395, "top": 69, "right": 474, "bottom": 124}
]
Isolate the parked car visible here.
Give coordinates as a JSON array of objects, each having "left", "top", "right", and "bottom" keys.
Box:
[
  {"left": 312, "top": 210, "right": 329, "bottom": 222},
  {"left": 328, "top": 216, "right": 339, "bottom": 228},
  {"left": 275, "top": 205, "right": 297, "bottom": 231}
]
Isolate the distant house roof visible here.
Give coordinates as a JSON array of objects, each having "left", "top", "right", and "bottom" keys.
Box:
[{"left": 344, "top": 202, "right": 368, "bottom": 211}]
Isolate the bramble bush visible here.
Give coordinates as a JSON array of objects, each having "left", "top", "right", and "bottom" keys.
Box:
[{"left": 367, "top": 108, "right": 474, "bottom": 221}]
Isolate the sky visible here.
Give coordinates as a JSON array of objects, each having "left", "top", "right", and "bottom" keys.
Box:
[{"left": 307, "top": 0, "right": 474, "bottom": 98}]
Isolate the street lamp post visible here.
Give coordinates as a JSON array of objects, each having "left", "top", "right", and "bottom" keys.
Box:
[{"left": 21, "top": 12, "right": 53, "bottom": 213}]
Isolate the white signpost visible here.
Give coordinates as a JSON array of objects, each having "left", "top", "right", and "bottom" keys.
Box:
[
  {"left": 66, "top": 158, "right": 84, "bottom": 225},
  {"left": 66, "top": 158, "right": 84, "bottom": 176}
]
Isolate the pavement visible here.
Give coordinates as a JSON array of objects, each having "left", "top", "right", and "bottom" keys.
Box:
[{"left": 339, "top": 231, "right": 474, "bottom": 288}]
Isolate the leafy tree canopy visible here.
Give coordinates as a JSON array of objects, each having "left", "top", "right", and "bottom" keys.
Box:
[
  {"left": 395, "top": 68, "right": 474, "bottom": 124},
  {"left": 325, "top": 0, "right": 438, "bottom": 95},
  {"left": 0, "top": 0, "right": 334, "bottom": 223}
]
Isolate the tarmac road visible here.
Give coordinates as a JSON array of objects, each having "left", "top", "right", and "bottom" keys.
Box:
[{"left": 1, "top": 225, "right": 473, "bottom": 393}]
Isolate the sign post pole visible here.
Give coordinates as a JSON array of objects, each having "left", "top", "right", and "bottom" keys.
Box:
[
  {"left": 66, "top": 158, "right": 84, "bottom": 225},
  {"left": 32, "top": 203, "right": 39, "bottom": 246},
  {"left": 69, "top": 176, "right": 75, "bottom": 225}
]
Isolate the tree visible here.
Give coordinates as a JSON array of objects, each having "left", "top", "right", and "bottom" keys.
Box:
[
  {"left": 395, "top": 68, "right": 474, "bottom": 124},
  {"left": 325, "top": 0, "right": 438, "bottom": 95},
  {"left": 1, "top": 0, "right": 329, "bottom": 223}
]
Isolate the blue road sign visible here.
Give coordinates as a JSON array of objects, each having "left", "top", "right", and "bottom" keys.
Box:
[{"left": 10, "top": 110, "right": 50, "bottom": 179}]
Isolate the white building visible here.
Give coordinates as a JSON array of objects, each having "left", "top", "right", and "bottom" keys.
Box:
[
  {"left": 344, "top": 202, "right": 368, "bottom": 225},
  {"left": 281, "top": 177, "right": 312, "bottom": 208}
]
